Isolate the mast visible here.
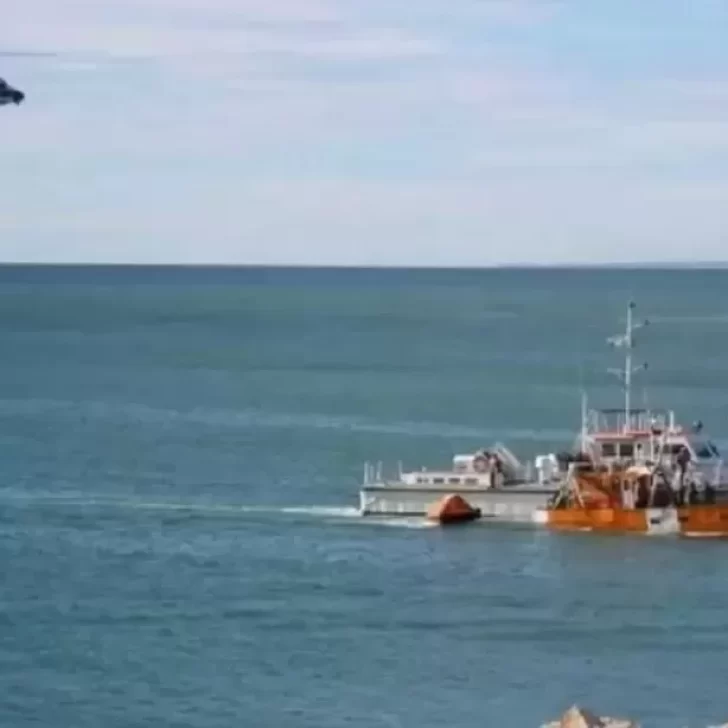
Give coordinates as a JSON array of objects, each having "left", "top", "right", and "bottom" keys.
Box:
[
  {"left": 607, "top": 301, "right": 649, "bottom": 432},
  {"left": 625, "top": 302, "right": 634, "bottom": 422},
  {"left": 580, "top": 389, "right": 588, "bottom": 451}
]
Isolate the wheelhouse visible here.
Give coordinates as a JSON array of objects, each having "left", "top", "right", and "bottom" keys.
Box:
[{"left": 575, "top": 407, "right": 723, "bottom": 486}]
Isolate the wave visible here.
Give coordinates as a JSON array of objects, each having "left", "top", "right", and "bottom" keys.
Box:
[{"left": 0, "top": 398, "right": 573, "bottom": 444}]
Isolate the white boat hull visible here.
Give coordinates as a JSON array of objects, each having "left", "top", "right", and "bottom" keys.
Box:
[{"left": 359, "top": 482, "right": 558, "bottom": 520}]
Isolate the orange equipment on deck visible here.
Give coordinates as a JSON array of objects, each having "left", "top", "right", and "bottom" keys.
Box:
[
  {"left": 542, "top": 464, "right": 728, "bottom": 538},
  {"left": 426, "top": 494, "right": 481, "bottom": 525}
]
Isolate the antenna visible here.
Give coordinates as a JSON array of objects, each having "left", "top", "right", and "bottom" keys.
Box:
[
  {"left": 606, "top": 301, "right": 649, "bottom": 431},
  {"left": 577, "top": 360, "right": 588, "bottom": 450}
]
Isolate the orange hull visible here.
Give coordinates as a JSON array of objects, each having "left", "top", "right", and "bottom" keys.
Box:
[
  {"left": 426, "top": 494, "right": 481, "bottom": 525},
  {"left": 543, "top": 504, "right": 728, "bottom": 537}
]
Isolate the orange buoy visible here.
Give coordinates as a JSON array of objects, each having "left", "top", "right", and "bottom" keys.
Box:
[{"left": 426, "top": 494, "right": 481, "bottom": 525}]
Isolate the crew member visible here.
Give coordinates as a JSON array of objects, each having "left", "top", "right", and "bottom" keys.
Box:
[{"left": 676, "top": 446, "right": 691, "bottom": 498}]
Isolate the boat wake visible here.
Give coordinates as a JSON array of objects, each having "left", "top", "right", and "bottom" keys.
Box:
[
  {"left": 0, "top": 490, "right": 441, "bottom": 529},
  {"left": 279, "top": 506, "right": 437, "bottom": 529},
  {"left": 277, "top": 505, "right": 359, "bottom": 518},
  {"left": 0, "top": 490, "right": 362, "bottom": 519},
  {"left": 360, "top": 517, "right": 437, "bottom": 530}
]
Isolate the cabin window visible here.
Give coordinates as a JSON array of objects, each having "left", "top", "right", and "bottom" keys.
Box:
[
  {"left": 465, "top": 478, "right": 478, "bottom": 485},
  {"left": 618, "top": 443, "right": 634, "bottom": 458},
  {"left": 448, "top": 477, "right": 461, "bottom": 484},
  {"left": 601, "top": 443, "right": 617, "bottom": 457},
  {"left": 433, "top": 477, "right": 444, "bottom": 484},
  {"left": 416, "top": 477, "right": 426, "bottom": 484}
]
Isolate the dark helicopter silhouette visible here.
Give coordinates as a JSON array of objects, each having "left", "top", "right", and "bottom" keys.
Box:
[{"left": 0, "top": 77, "right": 25, "bottom": 106}]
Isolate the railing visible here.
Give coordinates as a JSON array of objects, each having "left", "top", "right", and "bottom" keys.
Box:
[
  {"left": 586, "top": 408, "right": 675, "bottom": 434},
  {"left": 651, "top": 457, "right": 723, "bottom": 489},
  {"left": 362, "top": 461, "right": 384, "bottom": 485},
  {"left": 364, "top": 461, "right": 382, "bottom": 485},
  {"left": 713, "top": 459, "right": 723, "bottom": 487}
]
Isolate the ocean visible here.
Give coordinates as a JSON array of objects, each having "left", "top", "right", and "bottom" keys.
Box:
[{"left": 2, "top": 265, "right": 728, "bottom": 727}]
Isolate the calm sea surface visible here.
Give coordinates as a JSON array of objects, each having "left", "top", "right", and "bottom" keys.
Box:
[{"left": 2, "top": 265, "right": 728, "bottom": 727}]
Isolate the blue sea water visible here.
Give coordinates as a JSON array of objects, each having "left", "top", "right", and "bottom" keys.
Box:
[{"left": 2, "top": 265, "right": 728, "bottom": 727}]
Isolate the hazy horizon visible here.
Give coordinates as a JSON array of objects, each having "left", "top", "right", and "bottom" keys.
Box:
[
  {"left": 3, "top": 261, "right": 728, "bottom": 271},
  {"left": 3, "top": 1, "right": 728, "bottom": 266}
]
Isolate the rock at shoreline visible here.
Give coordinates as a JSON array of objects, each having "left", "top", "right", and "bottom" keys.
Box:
[{"left": 542, "top": 705, "right": 639, "bottom": 728}]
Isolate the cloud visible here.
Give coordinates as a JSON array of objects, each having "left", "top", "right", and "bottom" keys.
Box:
[
  {"left": 2, "top": 0, "right": 728, "bottom": 264},
  {"left": 3, "top": 0, "right": 439, "bottom": 62},
  {"left": 11, "top": 24, "right": 439, "bottom": 62}
]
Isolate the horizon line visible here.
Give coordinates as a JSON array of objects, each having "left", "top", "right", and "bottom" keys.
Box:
[{"left": 2, "top": 261, "right": 728, "bottom": 271}]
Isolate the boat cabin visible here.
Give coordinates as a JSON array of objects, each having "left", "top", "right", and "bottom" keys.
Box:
[
  {"left": 579, "top": 407, "right": 723, "bottom": 486},
  {"left": 397, "top": 444, "right": 524, "bottom": 488},
  {"left": 399, "top": 467, "right": 491, "bottom": 488}
]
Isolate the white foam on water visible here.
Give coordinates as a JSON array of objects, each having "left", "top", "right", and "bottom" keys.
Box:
[
  {"left": 0, "top": 491, "right": 365, "bottom": 522},
  {"left": 278, "top": 505, "right": 360, "bottom": 518},
  {"left": 277, "top": 507, "right": 437, "bottom": 529},
  {"left": 355, "top": 516, "right": 437, "bottom": 530}
]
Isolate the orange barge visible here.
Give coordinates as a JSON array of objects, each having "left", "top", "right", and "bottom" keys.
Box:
[{"left": 537, "top": 463, "right": 728, "bottom": 538}]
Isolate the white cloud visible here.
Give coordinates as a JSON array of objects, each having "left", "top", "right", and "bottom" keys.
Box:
[
  {"left": 6, "top": 24, "right": 438, "bottom": 62},
  {"left": 3, "top": 0, "right": 439, "bottom": 61},
  {"left": 2, "top": 0, "right": 728, "bottom": 264}
]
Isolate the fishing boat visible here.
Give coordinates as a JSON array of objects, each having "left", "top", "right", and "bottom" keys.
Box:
[
  {"left": 536, "top": 457, "right": 728, "bottom": 538},
  {"left": 358, "top": 302, "right": 727, "bottom": 521}
]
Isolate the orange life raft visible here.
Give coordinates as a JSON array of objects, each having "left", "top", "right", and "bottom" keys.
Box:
[{"left": 426, "top": 494, "right": 482, "bottom": 525}]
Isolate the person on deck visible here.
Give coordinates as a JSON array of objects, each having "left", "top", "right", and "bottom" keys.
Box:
[{"left": 676, "top": 446, "right": 691, "bottom": 503}]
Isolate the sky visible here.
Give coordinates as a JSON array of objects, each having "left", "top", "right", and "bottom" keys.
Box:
[{"left": 1, "top": 0, "right": 728, "bottom": 266}]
